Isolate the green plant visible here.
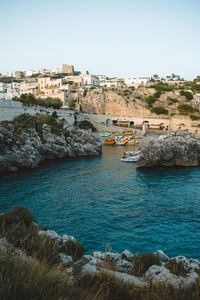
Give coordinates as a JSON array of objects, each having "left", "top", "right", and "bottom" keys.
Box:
[
  {"left": 78, "top": 120, "right": 97, "bottom": 132},
  {"left": 180, "top": 90, "right": 193, "bottom": 101},
  {"left": 190, "top": 115, "right": 200, "bottom": 121},
  {"left": 68, "top": 98, "right": 75, "bottom": 108},
  {"left": 178, "top": 104, "right": 197, "bottom": 115},
  {"left": 151, "top": 106, "right": 168, "bottom": 115}
]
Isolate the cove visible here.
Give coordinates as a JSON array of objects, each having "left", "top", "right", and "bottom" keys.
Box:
[{"left": 0, "top": 145, "right": 200, "bottom": 259}]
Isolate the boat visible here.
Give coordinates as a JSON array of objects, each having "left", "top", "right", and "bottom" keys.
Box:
[
  {"left": 127, "top": 139, "right": 139, "bottom": 145},
  {"left": 123, "top": 130, "right": 133, "bottom": 134},
  {"left": 121, "top": 155, "right": 140, "bottom": 162},
  {"left": 99, "top": 132, "right": 111, "bottom": 137},
  {"left": 134, "top": 136, "right": 142, "bottom": 139},
  {"left": 116, "top": 137, "right": 128, "bottom": 145},
  {"left": 104, "top": 137, "right": 115, "bottom": 145}
]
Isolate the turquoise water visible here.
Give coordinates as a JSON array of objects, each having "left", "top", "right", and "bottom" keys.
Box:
[{"left": 1, "top": 146, "right": 200, "bottom": 259}]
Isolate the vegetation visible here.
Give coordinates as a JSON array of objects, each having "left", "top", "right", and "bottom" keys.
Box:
[
  {"left": 10, "top": 113, "right": 63, "bottom": 136},
  {"left": 1, "top": 207, "right": 200, "bottom": 299},
  {"left": 150, "top": 82, "right": 174, "bottom": 92},
  {"left": 78, "top": 120, "right": 97, "bottom": 132},
  {"left": 63, "top": 240, "right": 85, "bottom": 261},
  {"left": 167, "top": 97, "right": 178, "bottom": 105},
  {"left": 165, "top": 259, "right": 189, "bottom": 277},
  {"left": 14, "top": 93, "right": 62, "bottom": 109},
  {"left": 151, "top": 106, "right": 168, "bottom": 115},
  {"left": 178, "top": 104, "right": 198, "bottom": 115},
  {"left": 131, "top": 252, "right": 161, "bottom": 277},
  {"left": 190, "top": 115, "right": 200, "bottom": 121},
  {"left": 0, "top": 77, "right": 22, "bottom": 84},
  {"left": 180, "top": 90, "right": 194, "bottom": 101},
  {"left": 68, "top": 97, "right": 75, "bottom": 108}
]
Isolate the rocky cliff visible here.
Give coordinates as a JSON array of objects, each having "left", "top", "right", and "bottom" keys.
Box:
[
  {"left": 0, "top": 114, "right": 102, "bottom": 174},
  {"left": 137, "top": 130, "right": 200, "bottom": 168}
]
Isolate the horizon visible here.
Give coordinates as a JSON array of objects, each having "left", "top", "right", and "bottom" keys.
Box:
[{"left": 1, "top": 0, "right": 200, "bottom": 80}]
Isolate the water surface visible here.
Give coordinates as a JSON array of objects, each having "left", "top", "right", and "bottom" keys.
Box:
[{"left": 0, "top": 145, "right": 200, "bottom": 258}]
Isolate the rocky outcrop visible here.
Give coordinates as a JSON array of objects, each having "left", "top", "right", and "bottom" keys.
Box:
[
  {"left": 137, "top": 130, "right": 200, "bottom": 168},
  {"left": 0, "top": 117, "right": 102, "bottom": 174}
]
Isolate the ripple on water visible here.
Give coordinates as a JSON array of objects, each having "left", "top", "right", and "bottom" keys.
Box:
[{"left": 0, "top": 146, "right": 200, "bottom": 258}]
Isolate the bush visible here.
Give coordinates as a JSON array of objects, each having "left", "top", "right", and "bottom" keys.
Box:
[
  {"left": 151, "top": 106, "right": 168, "bottom": 115},
  {"left": 78, "top": 120, "right": 97, "bottom": 132},
  {"left": 63, "top": 240, "right": 85, "bottom": 261},
  {"left": 165, "top": 259, "right": 189, "bottom": 277},
  {"left": 178, "top": 104, "right": 197, "bottom": 115},
  {"left": 0, "top": 207, "right": 60, "bottom": 266},
  {"left": 68, "top": 98, "right": 75, "bottom": 108},
  {"left": 150, "top": 82, "right": 173, "bottom": 92},
  {"left": 15, "top": 94, "right": 62, "bottom": 109},
  {"left": 131, "top": 252, "right": 161, "bottom": 277},
  {"left": 145, "top": 95, "right": 157, "bottom": 108},
  {"left": 12, "top": 113, "right": 63, "bottom": 136},
  {"left": 190, "top": 115, "right": 200, "bottom": 121},
  {"left": 180, "top": 90, "right": 193, "bottom": 101}
]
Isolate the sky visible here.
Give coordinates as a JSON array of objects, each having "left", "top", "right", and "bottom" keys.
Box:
[{"left": 0, "top": 0, "right": 200, "bottom": 80}]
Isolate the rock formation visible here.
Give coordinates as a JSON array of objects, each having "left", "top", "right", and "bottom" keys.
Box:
[
  {"left": 0, "top": 114, "right": 102, "bottom": 174},
  {"left": 137, "top": 130, "right": 200, "bottom": 168}
]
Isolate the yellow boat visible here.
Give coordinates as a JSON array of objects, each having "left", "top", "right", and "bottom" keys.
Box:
[
  {"left": 127, "top": 139, "right": 139, "bottom": 145},
  {"left": 124, "top": 130, "right": 133, "bottom": 134},
  {"left": 134, "top": 136, "right": 142, "bottom": 139},
  {"left": 104, "top": 137, "right": 115, "bottom": 145}
]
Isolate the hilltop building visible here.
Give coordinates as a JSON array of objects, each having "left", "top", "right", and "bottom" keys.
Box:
[{"left": 62, "top": 64, "right": 74, "bottom": 75}]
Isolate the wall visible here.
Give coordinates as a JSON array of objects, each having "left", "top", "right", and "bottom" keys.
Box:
[
  {"left": 170, "top": 115, "right": 200, "bottom": 133},
  {"left": 0, "top": 99, "right": 77, "bottom": 124}
]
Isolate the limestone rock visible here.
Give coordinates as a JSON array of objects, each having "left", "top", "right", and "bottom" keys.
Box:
[{"left": 137, "top": 130, "right": 200, "bottom": 168}]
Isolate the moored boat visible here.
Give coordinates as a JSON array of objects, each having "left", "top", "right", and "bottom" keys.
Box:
[
  {"left": 121, "top": 155, "right": 140, "bottom": 162},
  {"left": 104, "top": 137, "right": 115, "bottom": 145}
]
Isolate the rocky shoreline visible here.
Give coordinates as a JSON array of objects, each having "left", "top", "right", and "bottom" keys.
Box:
[
  {"left": 0, "top": 113, "right": 102, "bottom": 174},
  {"left": 137, "top": 130, "right": 200, "bottom": 168},
  {"left": 1, "top": 208, "right": 200, "bottom": 291}
]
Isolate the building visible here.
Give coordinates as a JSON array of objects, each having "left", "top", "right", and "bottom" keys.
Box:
[
  {"left": 15, "top": 71, "right": 24, "bottom": 80},
  {"left": 62, "top": 64, "right": 74, "bottom": 75},
  {"left": 20, "top": 80, "right": 39, "bottom": 96},
  {"left": 81, "top": 74, "right": 99, "bottom": 87}
]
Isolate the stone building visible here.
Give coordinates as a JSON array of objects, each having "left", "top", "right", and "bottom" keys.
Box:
[{"left": 62, "top": 64, "right": 74, "bottom": 74}]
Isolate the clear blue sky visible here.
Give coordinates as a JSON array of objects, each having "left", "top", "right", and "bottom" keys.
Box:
[{"left": 1, "top": 0, "right": 200, "bottom": 80}]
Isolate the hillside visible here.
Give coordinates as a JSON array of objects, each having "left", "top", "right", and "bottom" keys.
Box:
[{"left": 81, "top": 82, "right": 200, "bottom": 121}]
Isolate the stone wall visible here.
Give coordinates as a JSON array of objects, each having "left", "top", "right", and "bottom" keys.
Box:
[
  {"left": 170, "top": 115, "right": 200, "bottom": 133},
  {"left": 0, "top": 99, "right": 76, "bottom": 124}
]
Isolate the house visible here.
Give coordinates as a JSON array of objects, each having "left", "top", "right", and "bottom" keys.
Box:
[
  {"left": 81, "top": 74, "right": 99, "bottom": 87},
  {"left": 15, "top": 71, "right": 24, "bottom": 80},
  {"left": 20, "top": 80, "right": 39, "bottom": 96}
]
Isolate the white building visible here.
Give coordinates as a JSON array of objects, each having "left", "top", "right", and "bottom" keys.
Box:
[{"left": 81, "top": 74, "right": 99, "bottom": 87}]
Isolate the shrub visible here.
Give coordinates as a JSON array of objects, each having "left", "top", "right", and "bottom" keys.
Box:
[
  {"left": 151, "top": 106, "right": 168, "bottom": 115},
  {"left": 178, "top": 104, "right": 197, "bottom": 115},
  {"left": 131, "top": 252, "right": 161, "bottom": 277},
  {"left": 51, "top": 111, "right": 58, "bottom": 118},
  {"left": 190, "top": 115, "right": 200, "bottom": 121},
  {"left": 180, "top": 90, "right": 193, "bottom": 101},
  {"left": 68, "top": 98, "right": 75, "bottom": 108},
  {"left": 78, "top": 120, "right": 97, "bottom": 132},
  {"left": 63, "top": 240, "right": 85, "bottom": 261},
  {"left": 150, "top": 83, "right": 174, "bottom": 92},
  {"left": 165, "top": 259, "right": 189, "bottom": 277},
  {"left": 15, "top": 94, "right": 62, "bottom": 109},
  {"left": 0, "top": 207, "right": 60, "bottom": 266},
  {"left": 145, "top": 95, "right": 157, "bottom": 108},
  {"left": 167, "top": 97, "right": 178, "bottom": 104}
]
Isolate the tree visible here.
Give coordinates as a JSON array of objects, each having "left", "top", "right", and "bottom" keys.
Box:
[{"left": 68, "top": 98, "right": 75, "bottom": 108}]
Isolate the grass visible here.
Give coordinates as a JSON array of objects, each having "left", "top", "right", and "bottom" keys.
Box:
[
  {"left": 165, "top": 259, "right": 189, "bottom": 277},
  {"left": 1, "top": 207, "right": 200, "bottom": 299},
  {"left": 131, "top": 252, "right": 161, "bottom": 277}
]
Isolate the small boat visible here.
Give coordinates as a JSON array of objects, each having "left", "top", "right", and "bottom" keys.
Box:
[
  {"left": 127, "top": 139, "right": 139, "bottom": 145},
  {"left": 121, "top": 155, "right": 140, "bottom": 162},
  {"left": 124, "top": 130, "right": 133, "bottom": 134},
  {"left": 134, "top": 136, "right": 142, "bottom": 139},
  {"left": 116, "top": 137, "right": 128, "bottom": 145},
  {"left": 104, "top": 137, "right": 115, "bottom": 145}
]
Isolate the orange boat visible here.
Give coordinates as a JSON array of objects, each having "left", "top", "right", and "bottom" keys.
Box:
[{"left": 104, "top": 137, "right": 115, "bottom": 145}]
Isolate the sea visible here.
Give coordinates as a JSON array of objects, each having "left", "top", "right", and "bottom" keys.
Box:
[{"left": 0, "top": 145, "right": 200, "bottom": 259}]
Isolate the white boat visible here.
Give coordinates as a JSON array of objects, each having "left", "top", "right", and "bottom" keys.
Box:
[{"left": 121, "top": 155, "right": 140, "bottom": 162}]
